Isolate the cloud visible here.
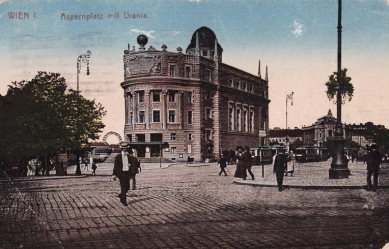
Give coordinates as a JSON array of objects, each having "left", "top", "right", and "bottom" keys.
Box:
[
  {"left": 130, "top": 29, "right": 155, "bottom": 39},
  {"left": 292, "top": 20, "right": 304, "bottom": 37},
  {"left": 172, "top": 31, "right": 180, "bottom": 36},
  {"left": 189, "top": 0, "right": 201, "bottom": 2}
]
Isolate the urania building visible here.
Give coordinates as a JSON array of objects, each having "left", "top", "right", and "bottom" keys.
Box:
[{"left": 121, "top": 27, "right": 270, "bottom": 162}]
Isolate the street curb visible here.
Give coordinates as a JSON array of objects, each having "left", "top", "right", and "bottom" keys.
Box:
[
  {"left": 184, "top": 164, "right": 211, "bottom": 167},
  {"left": 0, "top": 175, "right": 87, "bottom": 182},
  {"left": 233, "top": 180, "right": 389, "bottom": 190}
]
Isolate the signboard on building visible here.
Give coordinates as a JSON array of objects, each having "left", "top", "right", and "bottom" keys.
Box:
[{"left": 259, "top": 130, "right": 267, "bottom": 137}]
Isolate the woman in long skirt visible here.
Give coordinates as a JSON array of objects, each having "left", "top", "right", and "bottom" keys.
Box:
[{"left": 234, "top": 154, "right": 247, "bottom": 179}]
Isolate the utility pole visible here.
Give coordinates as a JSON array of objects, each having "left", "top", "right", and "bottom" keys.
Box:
[{"left": 329, "top": 0, "right": 350, "bottom": 179}]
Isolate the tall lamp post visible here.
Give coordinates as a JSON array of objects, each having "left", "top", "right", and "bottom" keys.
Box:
[
  {"left": 286, "top": 92, "right": 294, "bottom": 152},
  {"left": 329, "top": 0, "right": 350, "bottom": 179},
  {"left": 75, "top": 50, "right": 91, "bottom": 175}
]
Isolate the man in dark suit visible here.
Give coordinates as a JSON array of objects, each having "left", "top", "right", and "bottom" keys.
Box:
[
  {"left": 366, "top": 144, "right": 382, "bottom": 192},
  {"left": 274, "top": 149, "right": 287, "bottom": 192},
  {"left": 112, "top": 143, "right": 131, "bottom": 206},
  {"left": 217, "top": 155, "right": 227, "bottom": 176},
  {"left": 243, "top": 146, "right": 254, "bottom": 180}
]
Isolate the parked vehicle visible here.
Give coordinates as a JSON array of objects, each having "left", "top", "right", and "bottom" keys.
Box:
[
  {"left": 294, "top": 146, "right": 330, "bottom": 162},
  {"left": 250, "top": 145, "right": 286, "bottom": 165}
]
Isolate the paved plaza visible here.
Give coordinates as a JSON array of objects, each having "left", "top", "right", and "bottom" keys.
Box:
[{"left": 1, "top": 161, "right": 389, "bottom": 249}]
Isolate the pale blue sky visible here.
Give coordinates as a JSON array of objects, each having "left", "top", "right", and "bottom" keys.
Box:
[{"left": 1, "top": 0, "right": 389, "bottom": 138}]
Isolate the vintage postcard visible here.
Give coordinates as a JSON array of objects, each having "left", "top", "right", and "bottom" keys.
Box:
[{"left": 1, "top": 0, "right": 388, "bottom": 248}]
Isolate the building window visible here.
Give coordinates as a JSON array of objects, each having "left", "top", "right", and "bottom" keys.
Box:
[
  {"left": 205, "top": 91, "right": 210, "bottom": 99},
  {"left": 171, "top": 147, "right": 176, "bottom": 154},
  {"left": 187, "top": 92, "right": 193, "bottom": 103},
  {"left": 243, "top": 108, "right": 247, "bottom": 132},
  {"left": 229, "top": 105, "right": 234, "bottom": 131},
  {"left": 329, "top": 130, "right": 333, "bottom": 137},
  {"left": 237, "top": 108, "right": 241, "bottom": 131},
  {"left": 153, "top": 110, "right": 160, "bottom": 122},
  {"left": 153, "top": 92, "right": 160, "bottom": 102},
  {"left": 203, "top": 50, "right": 208, "bottom": 56},
  {"left": 169, "top": 65, "right": 176, "bottom": 77},
  {"left": 229, "top": 77, "right": 234, "bottom": 87},
  {"left": 248, "top": 84, "right": 253, "bottom": 93},
  {"left": 250, "top": 109, "right": 254, "bottom": 132},
  {"left": 170, "top": 133, "right": 176, "bottom": 141},
  {"left": 187, "top": 144, "right": 192, "bottom": 154},
  {"left": 127, "top": 112, "right": 132, "bottom": 124},
  {"left": 235, "top": 79, "right": 240, "bottom": 89},
  {"left": 138, "top": 91, "right": 145, "bottom": 103},
  {"left": 169, "top": 92, "right": 175, "bottom": 102},
  {"left": 206, "top": 130, "right": 212, "bottom": 141},
  {"left": 139, "top": 111, "right": 145, "bottom": 123},
  {"left": 136, "top": 134, "right": 145, "bottom": 142},
  {"left": 242, "top": 81, "right": 247, "bottom": 91},
  {"left": 185, "top": 67, "right": 191, "bottom": 78},
  {"left": 205, "top": 69, "right": 211, "bottom": 81},
  {"left": 150, "top": 133, "right": 162, "bottom": 142},
  {"left": 188, "top": 111, "right": 193, "bottom": 125},
  {"left": 206, "top": 108, "right": 212, "bottom": 119},
  {"left": 188, "top": 133, "right": 193, "bottom": 141},
  {"left": 169, "top": 110, "right": 176, "bottom": 122}
]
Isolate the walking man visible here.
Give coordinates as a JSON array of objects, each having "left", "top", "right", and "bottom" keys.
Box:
[
  {"left": 366, "top": 144, "right": 382, "bottom": 192},
  {"left": 91, "top": 162, "right": 97, "bottom": 175},
  {"left": 112, "top": 143, "right": 131, "bottom": 206},
  {"left": 217, "top": 155, "right": 228, "bottom": 176},
  {"left": 243, "top": 146, "right": 254, "bottom": 180},
  {"left": 274, "top": 149, "right": 287, "bottom": 192}
]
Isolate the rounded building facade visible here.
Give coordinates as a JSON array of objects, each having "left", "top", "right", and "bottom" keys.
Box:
[{"left": 121, "top": 27, "right": 270, "bottom": 162}]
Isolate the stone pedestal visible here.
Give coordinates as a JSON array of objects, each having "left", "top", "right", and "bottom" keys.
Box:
[{"left": 329, "top": 136, "right": 350, "bottom": 179}]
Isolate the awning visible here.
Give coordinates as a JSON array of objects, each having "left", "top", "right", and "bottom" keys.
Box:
[{"left": 128, "top": 142, "right": 169, "bottom": 146}]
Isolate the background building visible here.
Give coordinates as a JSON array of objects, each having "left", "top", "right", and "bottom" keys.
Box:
[
  {"left": 268, "top": 128, "right": 302, "bottom": 145},
  {"left": 120, "top": 27, "right": 270, "bottom": 162},
  {"left": 302, "top": 109, "right": 350, "bottom": 146}
]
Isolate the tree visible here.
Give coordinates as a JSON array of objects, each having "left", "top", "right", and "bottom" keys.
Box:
[
  {"left": 289, "top": 138, "right": 304, "bottom": 152},
  {"left": 366, "top": 125, "right": 389, "bottom": 153},
  {"left": 0, "top": 72, "right": 106, "bottom": 176},
  {"left": 325, "top": 68, "right": 354, "bottom": 104}
]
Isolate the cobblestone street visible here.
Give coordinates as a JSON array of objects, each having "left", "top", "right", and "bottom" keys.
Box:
[{"left": 1, "top": 163, "right": 389, "bottom": 249}]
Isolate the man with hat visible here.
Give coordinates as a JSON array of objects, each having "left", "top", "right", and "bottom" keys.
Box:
[
  {"left": 274, "top": 149, "right": 287, "bottom": 192},
  {"left": 366, "top": 144, "right": 382, "bottom": 192},
  {"left": 243, "top": 146, "right": 254, "bottom": 180},
  {"left": 112, "top": 142, "right": 132, "bottom": 206}
]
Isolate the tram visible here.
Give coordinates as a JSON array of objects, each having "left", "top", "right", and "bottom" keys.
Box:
[
  {"left": 250, "top": 145, "right": 286, "bottom": 165},
  {"left": 294, "top": 146, "right": 330, "bottom": 162}
]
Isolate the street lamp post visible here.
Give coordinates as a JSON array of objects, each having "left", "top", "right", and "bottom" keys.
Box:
[
  {"left": 286, "top": 92, "right": 294, "bottom": 152},
  {"left": 159, "top": 142, "right": 162, "bottom": 168},
  {"left": 75, "top": 50, "right": 91, "bottom": 175},
  {"left": 329, "top": 0, "right": 350, "bottom": 179}
]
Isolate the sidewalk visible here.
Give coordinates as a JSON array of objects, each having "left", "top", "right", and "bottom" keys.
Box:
[
  {"left": 0, "top": 162, "right": 201, "bottom": 181},
  {"left": 234, "top": 160, "right": 389, "bottom": 189},
  {"left": 2, "top": 161, "right": 388, "bottom": 190}
]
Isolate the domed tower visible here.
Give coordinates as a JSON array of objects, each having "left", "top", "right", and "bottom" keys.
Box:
[{"left": 186, "top": 26, "right": 223, "bottom": 62}]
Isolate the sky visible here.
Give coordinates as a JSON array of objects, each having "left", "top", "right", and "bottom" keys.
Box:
[{"left": 1, "top": 0, "right": 389, "bottom": 142}]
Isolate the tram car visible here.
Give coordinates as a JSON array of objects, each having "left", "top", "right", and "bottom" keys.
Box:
[
  {"left": 250, "top": 145, "right": 286, "bottom": 165},
  {"left": 294, "top": 146, "right": 330, "bottom": 162}
]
